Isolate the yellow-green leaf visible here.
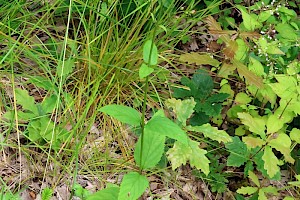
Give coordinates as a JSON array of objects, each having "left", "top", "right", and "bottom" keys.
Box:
[
  {"left": 290, "top": 128, "right": 300, "bottom": 143},
  {"left": 248, "top": 170, "right": 260, "bottom": 187},
  {"left": 235, "top": 92, "right": 252, "bottom": 105},
  {"left": 166, "top": 98, "right": 196, "bottom": 126},
  {"left": 236, "top": 186, "right": 258, "bottom": 195},
  {"left": 262, "top": 146, "right": 280, "bottom": 178},
  {"left": 267, "top": 114, "right": 284, "bottom": 134},
  {"left": 238, "top": 112, "right": 266, "bottom": 138},
  {"left": 189, "top": 140, "right": 210, "bottom": 175},
  {"left": 243, "top": 136, "right": 265, "bottom": 148},
  {"left": 268, "top": 133, "right": 295, "bottom": 164},
  {"left": 186, "top": 124, "right": 232, "bottom": 143}
]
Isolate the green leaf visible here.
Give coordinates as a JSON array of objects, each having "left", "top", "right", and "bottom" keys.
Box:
[
  {"left": 99, "top": 105, "right": 141, "bottom": 126},
  {"left": 186, "top": 124, "right": 232, "bottom": 143},
  {"left": 134, "top": 128, "right": 165, "bottom": 169},
  {"left": 276, "top": 23, "right": 298, "bottom": 40},
  {"left": 145, "top": 114, "right": 188, "bottom": 144},
  {"left": 258, "top": 189, "right": 268, "bottom": 200},
  {"left": 236, "top": 186, "right": 258, "bottom": 195},
  {"left": 41, "top": 188, "right": 53, "bottom": 200},
  {"left": 266, "top": 114, "right": 284, "bottom": 134},
  {"left": 238, "top": 112, "right": 266, "bottom": 138},
  {"left": 57, "top": 58, "right": 74, "bottom": 77},
  {"left": 242, "top": 136, "right": 265, "bottom": 148},
  {"left": 139, "top": 63, "right": 154, "bottom": 79},
  {"left": 15, "top": 88, "right": 38, "bottom": 115},
  {"left": 225, "top": 136, "right": 249, "bottom": 167},
  {"left": 234, "top": 39, "right": 249, "bottom": 61},
  {"left": 248, "top": 57, "right": 265, "bottom": 77},
  {"left": 269, "top": 75, "right": 298, "bottom": 99},
  {"left": 262, "top": 146, "right": 280, "bottom": 178},
  {"left": 236, "top": 5, "right": 261, "bottom": 31},
  {"left": 290, "top": 128, "right": 300, "bottom": 143},
  {"left": 179, "top": 52, "right": 220, "bottom": 67},
  {"left": 166, "top": 98, "right": 196, "bottom": 126},
  {"left": 118, "top": 172, "right": 149, "bottom": 200},
  {"left": 167, "top": 140, "right": 210, "bottom": 175},
  {"left": 188, "top": 140, "right": 210, "bottom": 175},
  {"left": 143, "top": 40, "right": 158, "bottom": 66},
  {"left": 235, "top": 92, "right": 252, "bottom": 105},
  {"left": 41, "top": 95, "right": 58, "bottom": 114},
  {"left": 268, "top": 133, "right": 294, "bottom": 164},
  {"left": 248, "top": 171, "right": 260, "bottom": 187},
  {"left": 87, "top": 187, "right": 119, "bottom": 200},
  {"left": 260, "top": 186, "right": 278, "bottom": 195}
]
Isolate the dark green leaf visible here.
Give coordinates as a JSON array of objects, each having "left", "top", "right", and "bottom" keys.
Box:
[{"left": 225, "top": 136, "right": 249, "bottom": 167}]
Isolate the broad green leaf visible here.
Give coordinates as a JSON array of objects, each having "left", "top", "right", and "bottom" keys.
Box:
[
  {"left": 286, "top": 61, "right": 300, "bottom": 76},
  {"left": 267, "top": 114, "right": 284, "bottom": 134},
  {"left": 166, "top": 140, "right": 210, "bottom": 175},
  {"left": 243, "top": 136, "right": 265, "bottom": 148},
  {"left": 186, "top": 124, "right": 232, "bottom": 143},
  {"left": 290, "top": 128, "right": 300, "bottom": 143},
  {"left": 87, "top": 187, "right": 119, "bottom": 200},
  {"left": 258, "top": 37, "right": 284, "bottom": 55},
  {"left": 258, "top": 10, "right": 272, "bottom": 22},
  {"left": 234, "top": 39, "right": 249, "bottom": 61},
  {"left": 234, "top": 60, "right": 264, "bottom": 88},
  {"left": 238, "top": 112, "right": 266, "bottom": 138},
  {"left": 139, "top": 63, "right": 154, "bottom": 79},
  {"left": 268, "top": 133, "right": 294, "bottom": 164},
  {"left": 15, "top": 88, "right": 38, "bottom": 115},
  {"left": 248, "top": 171, "right": 260, "bottom": 187},
  {"left": 143, "top": 40, "right": 158, "bottom": 66},
  {"left": 99, "top": 105, "right": 141, "bottom": 126},
  {"left": 236, "top": 186, "right": 258, "bottom": 195},
  {"left": 262, "top": 146, "right": 280, "bottom": 178},
  {"left": 179, "top": 52, "right": 220, "bottom": 67},
  {"left": 225, "top": 136, "right": 249, "bottom": 167},
  {"left": 276, "top": 23, "right": 298, "bottom": 40},
  {"left": 145, "top": 115, "right": 188, "bottom": 144},
  {"left": 134, "top": 129, "right": 165, "bottom": 169},
  {"left": 57, "top": 58, "right": 74, "bottom": 77},
  {"left": 254, "top": 151, "right": 281, "bottom": 180},
  {"left": 166, "top": 98, "right": 196, "bottom": 126},
  {"left": 269, "top": 75, "right": 297, "bottom": 99},
  {"left": 235, "top": 92, "right": 252, "bottom": 105},
  {"left": 248, "top": 57, "right": 265, "bottom": 77},
  {"left": 118, "top": 172, "right": 149, "bottom": 200},
  {"left": 236, "top": 5, "right": 261, "bottom": 31},
  {"left": 41, "top": 95, "right": 58, "bottom": 114}
]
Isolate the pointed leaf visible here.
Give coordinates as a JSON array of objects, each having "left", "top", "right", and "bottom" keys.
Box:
[
  {"left": 134, "top": 129, "right": 165, "bottom": 169},
  {"left": 258, "top": 189, "right": 268, "bottom": 200},
  {"left": 99, "top": 105, "right": 141, "bottom": 126},
  {"left": 248, "top": 171, "right": 260, "bottom": 187},
  {"left": 41, "top": 95, "right": 58, "bottom": 114},
  {"left": 236, "top": 5, "right": 261, "bottom": 31},
  {"left": 15, "top": 88, "right": 38, "bottom": 115},
  {"left": 145, "top": 115, "right": 188, "bottom": 144},
  {"left": 118, "top": 172, "right": 149, "bottom": 200},
  {"left": 143, "top": 40, "right": 158, "bottom": 66},
  {"left": 189, "top": 140, "right": 210, "bottom": 175},
  {"left": 262, "top": 146, "right": 280, "bottom": 178},
  {"left": 166, "top": 98, "right": 196, "bottom": 126},
  {"left": 268, "top": 134, "right": 294, "bottom": 164},
  {"left": 187, "top": 124, "right": 232, "bottom": 143},
  {"left": 260, "top": 186, "right": 278, "bottom": 195},
  {"left": 238, "top": 112, "right": 265, "bottom": 138}
]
